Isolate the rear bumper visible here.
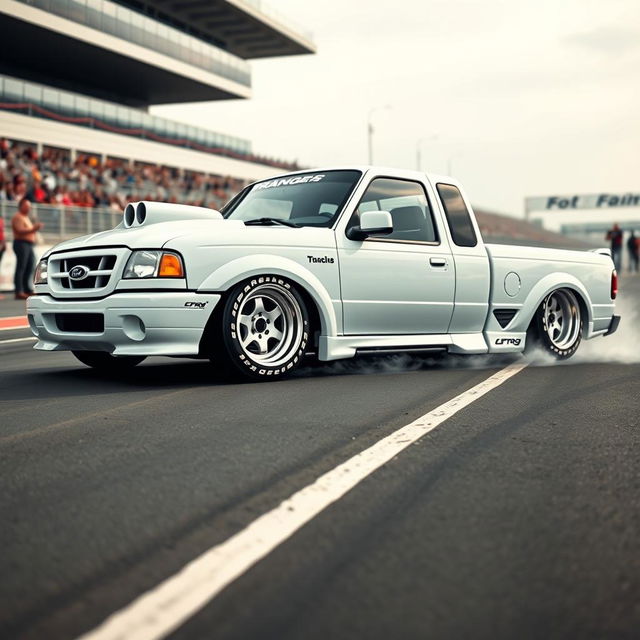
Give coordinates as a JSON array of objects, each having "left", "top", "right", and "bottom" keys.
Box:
[
  {"left": 26, "top": 292, "right": 221, "bottom": 356},
  {"left": 604, "top": 314, "right": 621, "bottom": 337}
]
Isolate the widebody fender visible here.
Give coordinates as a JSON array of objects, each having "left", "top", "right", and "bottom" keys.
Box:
[
  {"left": 197, "top": 254, "right": 339, "bottom": 336},
  {"left": 511, "top": 272, "right": 594, "bottom": 333}
]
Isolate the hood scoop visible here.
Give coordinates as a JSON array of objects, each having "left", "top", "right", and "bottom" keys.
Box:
[{"left": 123, "top": 201, "right": 223, "bottom": 228}]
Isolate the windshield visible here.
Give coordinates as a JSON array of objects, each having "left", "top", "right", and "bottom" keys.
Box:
[{"left": 222, "top": 170, "right": 362, "bottom": 228}]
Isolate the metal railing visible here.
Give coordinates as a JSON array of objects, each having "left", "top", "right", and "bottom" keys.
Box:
[
  {"left": 1, "top": 202, "right": 123, "bottom": 243},
  {"left": 0, "top": 75, "right": 252, "bottom": 156}
]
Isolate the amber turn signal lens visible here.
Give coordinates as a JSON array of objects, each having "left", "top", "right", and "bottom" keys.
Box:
[{"left": 158, "top": 253, "right": 184, "bottom": 278}]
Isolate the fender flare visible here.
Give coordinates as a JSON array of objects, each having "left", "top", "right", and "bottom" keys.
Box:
[
  {"left": 515, "top": 272, "right": 594, "bottom": 332},
  {"left": 197, "top": 254, "right": 339, "bottom": 336}
]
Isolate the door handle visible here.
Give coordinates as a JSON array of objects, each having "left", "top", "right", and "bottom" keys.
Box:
[{"left": 429, "top": 257, "right": 447, "bottom": 267}]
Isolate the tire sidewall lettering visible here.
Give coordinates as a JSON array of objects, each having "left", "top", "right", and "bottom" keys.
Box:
[{"left": 222, "top": 275, "right": 309, "bottom": 378}]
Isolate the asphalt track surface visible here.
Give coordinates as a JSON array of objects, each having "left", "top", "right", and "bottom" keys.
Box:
[{"left": 1, "top": 279, "right": 639, "bottom": 640}]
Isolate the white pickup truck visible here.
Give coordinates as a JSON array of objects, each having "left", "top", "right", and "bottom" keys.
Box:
[{"left": 27, "top": 166, "right": 620, "bottom": 379}]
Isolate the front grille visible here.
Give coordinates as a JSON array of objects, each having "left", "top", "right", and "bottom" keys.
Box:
[
  {"left": 55, "top": 313, "right": 104, "bottom": 333},
  {"left": 51, "top": 254, "right": 117, "bottom": 290},
  {"left": 493, "top": 309, "right": 518, "bottom": 328}
]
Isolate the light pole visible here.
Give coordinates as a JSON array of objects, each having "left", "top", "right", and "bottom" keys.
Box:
[
  {"left": 416, "top": 135, "right": 438, "bottom": 171},
  {"left": 367, "top": 105, "right": 391, "bottom": 165}
]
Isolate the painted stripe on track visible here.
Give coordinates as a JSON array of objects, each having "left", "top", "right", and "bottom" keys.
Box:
[
  {"left": 0, "top": 316, "right": 29, "bottom": 331},
  {"left": 78, "top": 362, "right": 528, "bottom": 640},
  {"left": 0, "top": 336, "right": 36, "bottom": 345}
]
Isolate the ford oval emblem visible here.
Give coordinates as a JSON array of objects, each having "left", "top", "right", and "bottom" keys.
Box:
[{"left": 69, "top": 265, "right": 90, "bottom": 281}]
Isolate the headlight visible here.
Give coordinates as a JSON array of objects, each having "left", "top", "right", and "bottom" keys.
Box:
[
  {"left": 34, "top": 259, "right": 48, "bottom": 285},
  {"left": 123, "top": 251, "right": 185, "bottom": 279}
]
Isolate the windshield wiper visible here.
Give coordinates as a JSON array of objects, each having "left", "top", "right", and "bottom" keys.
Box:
[{"left": 243, "top": 217, "right": 300, "bottom": 228}]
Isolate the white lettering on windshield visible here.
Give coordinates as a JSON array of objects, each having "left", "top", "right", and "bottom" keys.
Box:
[{"left": 253, "top": 174, "right": 325, "bottom": 191}]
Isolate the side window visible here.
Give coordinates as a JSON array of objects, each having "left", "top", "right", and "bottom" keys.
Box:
[
  {"left": 436, "top": 183, "right": 478, "bottom": 247},
  {"left": 348, "top": 178, "right": 438, "bottom": 243}
]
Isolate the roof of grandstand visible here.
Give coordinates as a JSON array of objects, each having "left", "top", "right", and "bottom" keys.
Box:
[{"left": 136, "top": 0, "right": 316, "bottom": 58}]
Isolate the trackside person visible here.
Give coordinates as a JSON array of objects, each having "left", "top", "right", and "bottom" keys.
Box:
[
  {"left": 627, "top": 230, "right": 639, "bottom": 273},
  {"left": 11, "top": 197, "right": 43, "bottom": 300},
  {"left": 0, "top": 216, "right": 5, "bottom": 299},
  {"left": 606, "top": 223, "right": 623, "bottom": 272}
]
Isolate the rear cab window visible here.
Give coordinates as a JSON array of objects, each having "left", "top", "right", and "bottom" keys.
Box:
[{"left": 436, "top": 183, "right": 478, "bottom": 247}]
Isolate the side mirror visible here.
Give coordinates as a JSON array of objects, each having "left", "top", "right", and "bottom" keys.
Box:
[{"left": 346, "top": 210, "right": 393, "bottom": 241}]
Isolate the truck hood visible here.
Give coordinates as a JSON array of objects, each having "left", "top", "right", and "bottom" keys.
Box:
[
  {"left": 45, "top": 218, "right": 334, "bottom": 256},
  {"left": 46, "top": 219, "right": 246, "bottom": 255}
]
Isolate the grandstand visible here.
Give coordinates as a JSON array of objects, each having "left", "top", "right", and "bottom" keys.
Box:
[
  {"left": 0, "top": 0, "right": 315, "bottom": 183},
  {"left": 0, "top": 138, "right": 247, "bottom": 213}
]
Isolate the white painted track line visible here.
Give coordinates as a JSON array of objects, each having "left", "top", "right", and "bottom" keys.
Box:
[
  {"left": 0, "top": 337, "right": 36, "bottom": 345},
  {"left": 78, "top": 362, "right": 528, "bottom": 640}
]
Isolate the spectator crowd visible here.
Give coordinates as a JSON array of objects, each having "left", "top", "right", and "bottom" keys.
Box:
[{"left": 0, "top": 138, "right": 249, "bottom": 212}]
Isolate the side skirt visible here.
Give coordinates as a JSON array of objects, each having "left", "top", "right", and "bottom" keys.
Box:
[{"left": 319, "top": 333, "right": 489, "bottom": 361}]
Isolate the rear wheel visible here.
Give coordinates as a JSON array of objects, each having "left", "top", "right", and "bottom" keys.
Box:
[
  {"left": 532, "top": 288, "right": 582, "bottom": 359},
  {"left": 72, "top": 351, "right": 146, "bottom": 371},
  {"left": 212, "top": 276, "right": 310, "bottom": 380}
]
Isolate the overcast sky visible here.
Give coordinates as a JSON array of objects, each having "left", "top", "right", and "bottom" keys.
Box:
[{"left": 152, "top": 0, "right": 640, "bottom": 217}]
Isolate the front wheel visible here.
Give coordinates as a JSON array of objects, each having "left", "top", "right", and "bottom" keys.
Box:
[
  {"left": 532, "top": 288, "right": 583, "bottom": 359},
  {"left": 212, "top": 276, "right": 310, "bottom": 380},
  {"left": 72, "top": 351, "right": 146, "bottom": 371}
]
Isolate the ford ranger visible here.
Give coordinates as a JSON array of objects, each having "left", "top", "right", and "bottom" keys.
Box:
[{"left": 27, "top": 167, "right": 620, "bottom": 379}]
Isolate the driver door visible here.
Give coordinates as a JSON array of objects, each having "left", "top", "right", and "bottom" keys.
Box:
[{"left": 337, "top": 176, "right": 455, "bottom": 335}]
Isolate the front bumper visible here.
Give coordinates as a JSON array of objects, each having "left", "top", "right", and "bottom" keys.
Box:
[{"left": 27, "top": 292, "right": 221, "bottom": 356}]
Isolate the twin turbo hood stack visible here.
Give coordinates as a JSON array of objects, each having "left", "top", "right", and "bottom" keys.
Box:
[{"left": 123, "top": 201, "right": 223, "bottom": 228}]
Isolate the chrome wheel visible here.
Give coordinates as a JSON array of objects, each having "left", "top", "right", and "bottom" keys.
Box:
[
  {"left": 235, "top": 283, "right": 305, "bottom": 367},
  {"left": 543, "top": 289, "right": 581, "bottom": 350}
]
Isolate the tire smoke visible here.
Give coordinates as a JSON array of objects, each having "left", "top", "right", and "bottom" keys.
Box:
[{"left": 297, "top": 277, "right": 638, "bottom": 377}]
